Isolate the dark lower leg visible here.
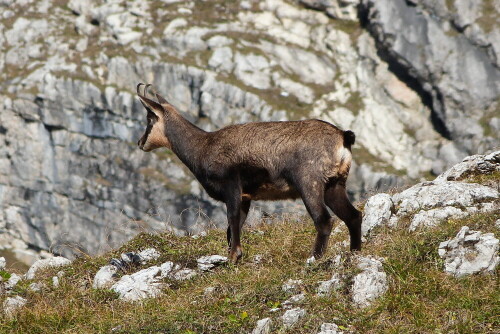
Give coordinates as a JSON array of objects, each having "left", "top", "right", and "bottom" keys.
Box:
[
  {"left": 229, "top": 225, "right": 242, "bottom": 263},
  {"left": 226, "top": 200, "right": 251, "bottom": 251},
  {"left": 226, "top": 200, "right": 244, "bottom": 263},
  {"left": 325, "top": 184, "right": 362, "bottom": 251},
  {"left": 297, "top": 181, "right": 332, "bottom": 259},
  {"left": 312, "top": 217, "right": 333, "bottom": 257},
  {"left": 226, "top": 226, "right": 232, "bottom": 250}
]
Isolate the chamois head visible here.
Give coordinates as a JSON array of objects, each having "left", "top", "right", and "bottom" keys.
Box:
[{"left": 137, "top": 83, "right": 172, "bottom": 152}]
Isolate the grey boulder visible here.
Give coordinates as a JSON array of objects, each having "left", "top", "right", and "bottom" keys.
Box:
[{"left": 438, "top": 226, "right": 499, "bottom": 277}]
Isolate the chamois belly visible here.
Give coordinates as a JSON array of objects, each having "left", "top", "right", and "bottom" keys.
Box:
[{"left": 243, "top": 180, "right": 300, "bottom": 201}]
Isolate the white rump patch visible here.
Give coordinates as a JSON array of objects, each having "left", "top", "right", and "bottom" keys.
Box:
[{"left": 339, "top": 147, "right": 352, "bottom": 165}]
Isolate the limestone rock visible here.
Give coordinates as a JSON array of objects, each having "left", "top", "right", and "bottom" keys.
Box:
[
  {"left": 299, "top": 0, "right": 360, "bottom": 21},
  {"left": 93, "top": 265, "right": 119, "bottom": 289},
  {"left": 233, "top": 52, "right": 271, "bottom": 90},
  {"left": 317, "top": 273, "right": 342, "bottom": 297},
  {"left": 206, "top": 35, "right": 233, "bottom": 49},
  {"left": 360, "top": 0, "right": 500, "bottom": 154},
  {"left": 25, "top": 257, "right": 71, "bottom": 280},
  {"left": 52, "top": 276, "right": 59, "bottom": 288},
  {"left": 362, "top": 193, "right": 393, "bottom": 236},
  {"left": 111, "top": 266, "right": 164, "bottom": 301},
  {"left": 208, "top": 47, "right": 234, "bottom": 73},
  {"left": 356, "top": 151, "right": 500, "bottom": 232},
  {"left": 172, "top": 268, "right": 197, "bottom": 281},
  {"left": 409, "top": 206, "right": 467, "bottom": 231},
  {"left": 3, "top": 296, "right": 27, "bottom": 318},
  {"left": 272, "top": 72, "right": 315, "bottom": 104},
  {"left": 251, "top": 317, "right": 272, "bottom": 334},
  {"left": 109, "top": 248, "right": 160, "bottom": 270},
  {"left": 352, "top": 256, "right": 388, "bottom": 307},
  {"left": 391, "top": 181, "right": 498, "bottom": 231},
  {"left": 0, "top": 257, "right": 5, "bottom": 270},
  {"left": 438, "top": 226, "right": 499, "bottom": 277},
  {"left": 282, "top": 279, "right": 303, "bottom": 294},
  {"left": 28, "top": 282, "right": 44, "bottom": 292},
  {"left": 5, "top": 273, "right": 21, "bottom": 290},
  {"left": 435, "top": 150, "right": 500, "bottom": 184},
  {"left": 282, "top": 307, "right": 306, "bottom": 328},
  {"left": 282, "top": 293, "right": 306, "bottom": 309},
  {"left": 159, "top": 261, "right": 176, "bottom": 277},
  {"left": 317, "top": 322, "right": 345, "bottom": 334},
  {"left": 137, "top": 248, "right": 161, "bottom": 263},
  {"left": 394, "top": 182, "right": 498, "bottom": 217},
  {"left": 196, "top": 255, "right": 228, "bottom": 271}
]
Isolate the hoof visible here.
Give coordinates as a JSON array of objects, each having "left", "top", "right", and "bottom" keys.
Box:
[{"left": 229, "top": 246, "right": 243, "bottom": 264}]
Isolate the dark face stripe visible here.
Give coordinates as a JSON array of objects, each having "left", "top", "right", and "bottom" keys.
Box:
[{"left": 139, "top": 118, "right": 154, "bottom": 147}]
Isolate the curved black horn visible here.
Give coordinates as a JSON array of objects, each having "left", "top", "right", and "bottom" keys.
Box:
[
  {"left": 144, "top": 84, "right": 152, "bottom": 98},
  {"left": 137, "top": 83, "right": 145, "bottom": 96}
]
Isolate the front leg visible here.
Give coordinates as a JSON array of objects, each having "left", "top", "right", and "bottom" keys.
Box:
[
  {"left": 226, "top": 197, "right": 243, "bottom": 263},
  {"left": 227, "top": 199, "right": 251, "bottom": 251},
  {"left": 226, "top": 193, "right": 250, "bottom": 263}
]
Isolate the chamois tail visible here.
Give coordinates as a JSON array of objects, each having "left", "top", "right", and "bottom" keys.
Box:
[{"left": 343, "top": 130, "right": 356, "bottom": 147}]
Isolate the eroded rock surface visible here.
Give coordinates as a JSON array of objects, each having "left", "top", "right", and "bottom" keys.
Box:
[
  {"left": 111, "top": 266, "right": 165, "bottom": 301},
  {"left": 362, "top": 151, "right": 499, "bottom": 233},
  {"left": 396, "top": 182, "right": 498, "bottom": 231},
  {"left": 282, "top": 279, "right": 303, "bottom": 294},
  {"left": 3, "top": 296, "right": 27, "bottom": 318},
  {"left": 317, "top": 322, "right": 345, "bottom": 334},
  {"left": 362, "top": 193, "right": 393, "bottom": 236},
  {"left": 282, "top": 307, "right": 307, "bottom": 328},
  {"left": 25, "top": 257, "right": 71, "bottom": 280},
  {"left": 435, "top": 150, "right": 500, "bottom": 184},
  {"left": 93, "top": 264, "right": 119, "bottom": 289},
  {"left": 317, "top": 273, "right": 342, "bottom": 297},
  {"left": 251, "top": 317, "right": 273, "bottom": 334},
  {"left": 351, "top": 256, "right": 388, "bottom": 307},
  {"left": 438, "top": 226, "right": 499, "bottom": 277},
  {"left": 282, "top": 293, "right": 306, "bottom": 309},
  {"left": 360, "top": 0, "right": 500, "bottom": 157},
  {"left": 196, "top": 255, "right": 228, "bottom": 271}
]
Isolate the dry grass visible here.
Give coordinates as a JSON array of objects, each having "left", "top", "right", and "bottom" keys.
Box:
[{"left": 1, "top": 206, "right": 498, "bottom": 333}]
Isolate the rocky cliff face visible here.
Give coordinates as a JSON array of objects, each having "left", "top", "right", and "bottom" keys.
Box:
[
  {"left": 360, "top": 0, "right": 499, "bottom": 163},
  {"left": 0, "top": 0, "right": 498, "bottom": 261}
]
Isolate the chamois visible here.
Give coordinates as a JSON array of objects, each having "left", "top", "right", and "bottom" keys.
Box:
[{"left": 136, "top": 83, "right": 362, "bottom": 263}]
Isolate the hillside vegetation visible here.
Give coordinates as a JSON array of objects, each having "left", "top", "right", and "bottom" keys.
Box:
[{"left": 1, "top": 167, "right": 498, "bottom": 333}]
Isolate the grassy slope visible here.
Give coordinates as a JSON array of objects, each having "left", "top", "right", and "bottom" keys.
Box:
[{"left": 1, "top": 176, "right": 498, "bottom": 333}]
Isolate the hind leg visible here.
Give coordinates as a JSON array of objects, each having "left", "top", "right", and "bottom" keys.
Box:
[
  {"left": 325, "top": 182, "right": 362, "bottom": 251},
  {"left": 296, "top": 179, "right": 334, "bottom": 259}
]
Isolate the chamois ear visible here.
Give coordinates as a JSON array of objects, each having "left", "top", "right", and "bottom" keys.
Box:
[
  {"left": 144, "top": 84, "right": 172, "bottom": 109},
  {"left": 137, "top": 83, "right": 164, "bottom": 117},
  {"left": 155, "top": 92, "right": 172, "bottom": 108}
]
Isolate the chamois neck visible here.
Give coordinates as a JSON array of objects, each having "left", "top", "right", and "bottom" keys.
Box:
[{"left": 163, "top": 108, "right": 206, "bottom": 171}]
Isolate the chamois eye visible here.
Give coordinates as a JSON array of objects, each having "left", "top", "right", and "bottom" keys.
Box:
[{"left": 147, "top": 111, "right": 156, "bottom": 125}]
